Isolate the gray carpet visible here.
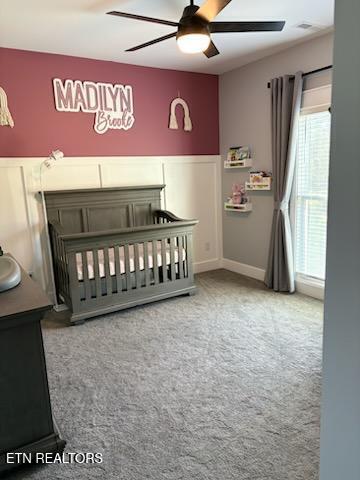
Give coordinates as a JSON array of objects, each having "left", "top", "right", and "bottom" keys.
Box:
[{"left": 10, "top": 270, "right": 323, "bottom": 480}]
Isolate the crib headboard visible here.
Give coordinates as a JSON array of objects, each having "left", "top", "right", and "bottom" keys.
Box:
[{"left": 43, "top": 185, "right": 164, "bottom": 233}]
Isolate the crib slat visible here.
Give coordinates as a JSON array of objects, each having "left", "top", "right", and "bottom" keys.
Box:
[
  {"left": 114, "top": 245, "right": 122, "bottom": 293},
  {"left": 53, "top": 233, "right": 61, "bottom": 296},
  {"left": 52, "top": 233, "right": 60, "bottom": 296},
  {"left": 58, "top": 236, "right": 65, "bottom": 295},
  {"left": 64, "top": 245, "right": 70, "bottom": 297},
  {"left": 103, "top": 247, "right": 112, "bottom": 296},
  {"left": 152, "top": 240, "right": 159, "bottom": 284},
  {"left": 161, "top": 239, "right": 168, "bottom": 283},
  {"left": 134, "top": 243, "right": 141, "bottom": 289},
  {"left": 53, "top": 228, "right": 68, "bottom": 300},
  {"left": 178, "top": 236, "right": 184, "bottom": 279},
  {"left": 54, "top": 234, "right": 62, "bottom": 296},
  {"left": 186, "top": 233, "right": 193, "bottom": 279},
  {"left": 81, "top": 251, "right": 91, "bottom": 301},
  {"left": 124, "top": 244, "right": 131, "bottom": 291},
  {"left": 143, "top": 241, "right": 150, "bottom": 286},
  {"left": 55, "top": 239, "right": 67, "bottom": 295},
  {"left": 169, "top": 237, "right": 176, "bottom": 281},
  {"left": 68, "top": 252, "right": 81, "bottom": 309},
  {"left": 92, "top": 249, "right": 102, "bottom": 298}
]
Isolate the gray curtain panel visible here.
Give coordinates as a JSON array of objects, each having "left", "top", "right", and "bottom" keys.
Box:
[{"left": 264, "top": 72, "right": 303, "bottom": 293}]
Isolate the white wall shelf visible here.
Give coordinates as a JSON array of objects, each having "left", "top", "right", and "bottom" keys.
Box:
[
  {"left": 224, "top": 158, "right": 252, "bottom": 169},
  {"left": 224, "top": 202, "right": 252, "bottom": 212},
  {"left": 245, "top": 181, "right": 271, "bottom": 191}
]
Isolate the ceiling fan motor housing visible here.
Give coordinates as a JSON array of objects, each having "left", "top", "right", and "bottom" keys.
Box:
[{"left": 177, "top": 4, "right": 210, "bottom": 40}]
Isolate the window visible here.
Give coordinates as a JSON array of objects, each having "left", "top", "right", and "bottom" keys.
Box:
[{"left": 293, "top": 109, "right": 331, "bottom": 281}]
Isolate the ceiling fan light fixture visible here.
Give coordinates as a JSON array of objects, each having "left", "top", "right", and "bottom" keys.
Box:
[
  {"left": 177, "top": 32, "right": 211, "bottom": 54},
  {"left": 108, "top": 0, "right": 286, "bottom": 59}
]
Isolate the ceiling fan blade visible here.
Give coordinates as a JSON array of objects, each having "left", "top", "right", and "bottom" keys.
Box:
[
  {"left": 196, "top": 0, "right": 232, "bottom": 22},
  {"left": 107, "top": 11, "right": 179, "bottom": 27},
  {"left": 126, "top": 32, "right": 177, "bottom": 52},
  {"left": 210, "top": 21, "right": 286, "bottom": 33},
  {"left": 204, "top": 40, "right": 220, "bottom": 58}
]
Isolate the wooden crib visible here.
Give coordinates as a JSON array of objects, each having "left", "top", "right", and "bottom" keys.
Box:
[{"left": 45, "top": 185, "right": 198, "bottom": 325}]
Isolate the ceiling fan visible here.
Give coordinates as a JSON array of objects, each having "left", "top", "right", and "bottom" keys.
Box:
[{"left": 107, "top": 0, "right": 285, "bottom": 58}]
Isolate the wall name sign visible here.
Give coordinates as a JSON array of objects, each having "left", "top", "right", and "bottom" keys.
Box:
[{"left": 53, "top": 79, "right": 135, "bottom": 134}]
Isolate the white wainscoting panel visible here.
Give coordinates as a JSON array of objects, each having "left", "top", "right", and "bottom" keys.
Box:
[
  {"left": 101, "top": 159, "right": 163, "bottom": 188},
  {"left": 0, "top": 166, "right": 33, "bottom": 271},
  {"left": 0, "top": 155, "right": 222, "bottom": 297},
  {"left": 37, "top": 163, "right": 101, "bottom": 191},
  {"left": 164, "top": 160, "right": 219, "bottom": 265}
]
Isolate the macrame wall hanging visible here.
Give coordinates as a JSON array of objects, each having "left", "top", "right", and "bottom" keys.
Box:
[
  {"left": 0, "top": 86, "right": 14, "bottom": 128},
  {"left": 169, "top": 96, "right": 192, "bottom": 132}
]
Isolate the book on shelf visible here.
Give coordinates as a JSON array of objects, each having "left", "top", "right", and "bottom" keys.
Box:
[{"left": 227, "top": 146, "right": 251, "bottom": 163}]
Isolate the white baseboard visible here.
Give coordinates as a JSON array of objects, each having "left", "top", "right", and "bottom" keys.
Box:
[
  {"left": 194, "top": 258, "right": 222, "bottom": 274},
  {"left": 296, "top": 278, "right": 325, "bottom": 300},
  {"left": 222, "top": 258, "right": 324, "bottom": 300},
  {"left": 222, "top": 258, "right": 266, "bottom": 281}
]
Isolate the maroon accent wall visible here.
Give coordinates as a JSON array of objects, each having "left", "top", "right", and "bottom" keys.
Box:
[{"left": 0, "top": 48, "right": 219, "bottom": 157}]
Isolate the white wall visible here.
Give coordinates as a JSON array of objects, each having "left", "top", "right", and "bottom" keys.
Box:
[
  {"left": 0, "top": 155, "right": 222, "bottom": 297},
  {"left": 219, "top": 33, "right": 334, "bottom": 286}
]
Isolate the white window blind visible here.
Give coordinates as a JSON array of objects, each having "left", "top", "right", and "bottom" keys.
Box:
[
  {"left": 301, "top": 84, "right": 332, "bottom": 114},
  {"left": 294, "top": 110, "right": 331, "bottom": 281}
]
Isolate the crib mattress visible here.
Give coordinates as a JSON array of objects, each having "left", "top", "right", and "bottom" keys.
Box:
[{"left": 76, "top": 242, "right": 186, "bottom": 281}]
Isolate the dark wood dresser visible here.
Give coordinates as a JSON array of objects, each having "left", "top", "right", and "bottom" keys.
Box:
[{"left": 0, "top": 258, "right": 65, "bottom": 473}]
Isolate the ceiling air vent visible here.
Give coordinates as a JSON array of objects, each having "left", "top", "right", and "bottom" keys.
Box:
[
  {"left": 296, "top": 22, "right": 324, "bottom": 31},
  {"left": 297, "top": 22, "right": 314, "bottom": 30}
]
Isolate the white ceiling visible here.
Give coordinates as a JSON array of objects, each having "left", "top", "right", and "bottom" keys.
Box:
[{"left": 0, "top": 0, "right": 334, "bottom": 74}]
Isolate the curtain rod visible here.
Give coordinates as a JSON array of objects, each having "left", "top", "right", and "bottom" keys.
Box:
[{"left": 267, "top": 65, "right": 333, "bottom": 89}]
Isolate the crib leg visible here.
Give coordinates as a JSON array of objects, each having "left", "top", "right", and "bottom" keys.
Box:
[
  {"left": 70, "top": 315, "right": 85, "bottom": 327},
  {"left": 70, "top": 317, "right": 85, "bottom": 326}
]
